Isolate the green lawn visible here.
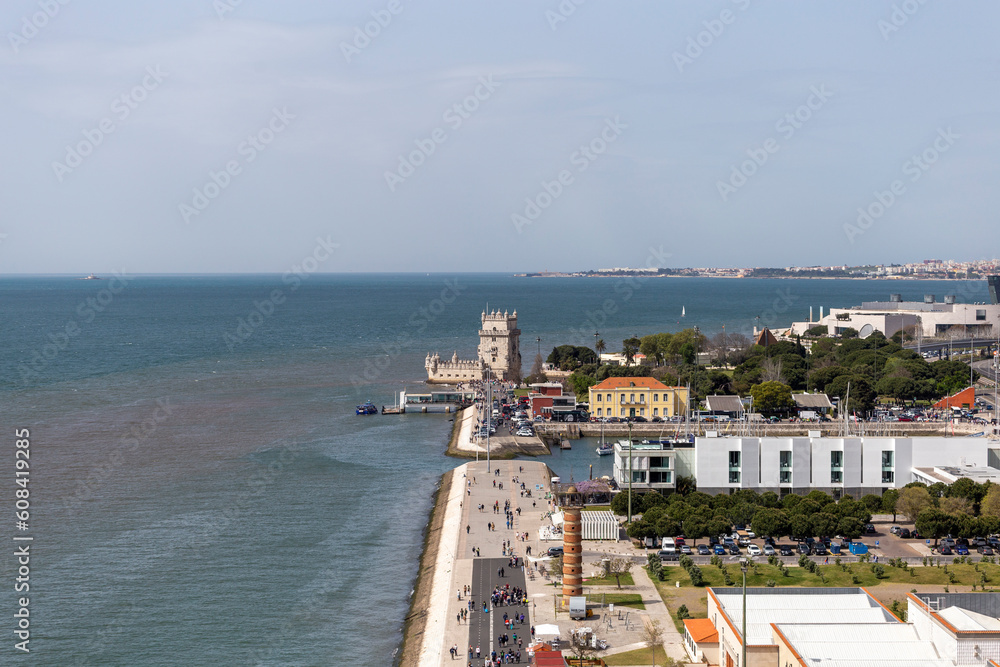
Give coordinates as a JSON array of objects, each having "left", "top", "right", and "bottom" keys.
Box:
[
  {"left": 582, "top": 505, "right": 612, "bottom": 512},
  {"left": 585, "top": 592, "right": 644, "bottom": 609},
  {"left": 602, "top": 645, "right": 665, "bottom": 666},
  {"left": 583, "top": 572, "right": 634, "bottom": 586}
]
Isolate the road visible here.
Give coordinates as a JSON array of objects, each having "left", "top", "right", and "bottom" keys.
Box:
[{"left": 468, "top": 557, "right": 530, "bottom": 662}]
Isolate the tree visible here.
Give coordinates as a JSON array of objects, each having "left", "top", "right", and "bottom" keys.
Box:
[
  {"left": 595, "top": 338, "right": 606, "bottom": 358},
  {"left": 751, "top": 508, "right": 789, "bottom": 539},
  {"left": 938, "top": 497, "right": 973, "bottom": 517},
  {"left": 811, "top": 512, "right": 839, "bottom": 539},
  {"left": 595, "top": 556, "right": 633, "bottom": 590},
  {"left": 675, "top": 475, "right": 697, "bottom": 496},
  {"left": 882, "top": 489, "right": 900, "bottom": 522},
  {"left": 837, "top": 517, "right": 864, "bottom": 540},
  {"left": 915, "top": 508, "right": 955, "bottom": 546},
  {"left": 897, "top": 486, "right": 934, "bottom": 523},
  {"left": 860, "top": 494, "right": 883, "bottom": 513},
  {"left": 622, "top": 337, "right": 641, "bottom": 365},
  {"left": 525, "top": 353, "right": 546, "bottom": 385},
  {"left": 789, "top": 514, "right": 813, "bottom": 541},
  {"left": 749, "top": 381, "right": 794, "bottom": 415},
  {"left": 981, "top": 485, "right": 1000, "bottom": 519},
  {"left": 641, "top": 619, "right": 664, "bottom": 667},
  {"left": 760, "top": 357, "right": 786, "bottom": 384}
]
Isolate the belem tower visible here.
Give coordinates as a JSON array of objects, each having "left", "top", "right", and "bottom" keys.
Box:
[{"left": 425, "top": 309, "right": 522, "bottom": 384}]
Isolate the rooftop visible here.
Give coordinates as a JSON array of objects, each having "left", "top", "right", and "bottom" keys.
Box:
[
  {"left": 590, "top": 377, "right": 674, "bottom": 390},
  {"left": 773, "top": 623, "right": 953, "bottom": 667},
  {"left": 711, "top": 587, "right": 897, "bottom": 646},
  {"left": 683, "top": 618, "right": 718, "bottom": 644}
]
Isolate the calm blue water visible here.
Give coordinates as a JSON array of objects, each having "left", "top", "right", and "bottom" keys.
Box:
[{"left": 0, "top": 274, "right": 987, "bottom": 665}]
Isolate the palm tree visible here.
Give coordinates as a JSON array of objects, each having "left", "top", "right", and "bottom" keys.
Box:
[{"left": 595, "top": 338, "right": 606, "bottom": 362}]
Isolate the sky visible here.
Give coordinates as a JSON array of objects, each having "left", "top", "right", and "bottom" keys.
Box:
[{"left": 1, "top": 0, "right": 998, "bottom": 274}]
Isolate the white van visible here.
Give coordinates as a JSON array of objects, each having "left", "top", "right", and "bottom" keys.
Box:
[{"left": 660, "top": 537, "right": 676, "bottom": 554}]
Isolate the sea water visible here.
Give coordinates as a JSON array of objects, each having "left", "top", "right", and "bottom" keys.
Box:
[{"left": 0, "top": 274, "right": 985, "bottom": 664}]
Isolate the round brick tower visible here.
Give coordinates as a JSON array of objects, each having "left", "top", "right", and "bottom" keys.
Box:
[{"left": 562, "top": 485, "right": 583, "bottom": 600}]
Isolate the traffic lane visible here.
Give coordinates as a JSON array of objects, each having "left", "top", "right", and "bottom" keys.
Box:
[{"left": 469, "top": 557, "right": 529, "bottom": 661}]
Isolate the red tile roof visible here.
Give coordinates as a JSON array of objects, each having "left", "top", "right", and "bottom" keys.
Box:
[
  {"left": 590, "top": 377, "right": 674, "bottom": 390},
  {"left": 684, "top": 618, "right": 719, "bottom": 644}
]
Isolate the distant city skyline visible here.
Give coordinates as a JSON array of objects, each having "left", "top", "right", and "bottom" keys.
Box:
[{"left": 1, "top": 1, "right": 999, "bottom": 274}]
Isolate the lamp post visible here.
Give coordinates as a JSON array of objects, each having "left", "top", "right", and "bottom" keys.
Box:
[
  {"left": 594, "top": 331, "right": 599, "bottom": 361},
  {"left": 741, "top": 557, "right": 749, "bottom": 667}
]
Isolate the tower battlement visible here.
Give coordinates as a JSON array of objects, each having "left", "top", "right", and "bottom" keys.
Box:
[{"left": 425, "top": 308, "right": 522, "bottom": 384}]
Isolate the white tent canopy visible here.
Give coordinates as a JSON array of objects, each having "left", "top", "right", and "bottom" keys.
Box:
[{"left": 533, "top": 624, "right": 560, "bottom": 636}]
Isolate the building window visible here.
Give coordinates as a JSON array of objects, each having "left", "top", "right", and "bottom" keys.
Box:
[
  {"left": 621, "top": 408, "right": 626, "bottom": 417},
  {"left": 831, "top": 470, "right": 843, "bottom": 484},
  {"left": 780, "top": 451, "right": 791, "bottom": 469},
  {"left": 653, "top": 407, "right": 659, "bottom": 417},
  {"left": 631, "top": 471, "right": 646, "bottom": 483},
  {"left": 882, "top": 471, "right": 895, "bottom": 484},
  {"left": 639, "top": 408, "right": 645, "bottom": 416},
  {"left": 977, "top": 309, "right": 987, "bottom": 321},
  {"left": 596, "top": 394, "right": 602, "bottom": 402},
  {"left": 729, "top": 470, "right": 741, "bottom": 484},
  {"left": 640, "top": 394, "right": 645, "bottom": 403},
  {"left": 650, "top": 471, "right": 672, "bottom": 484},
  {"left": 780, "top": 470, "right": 791, "bottom": 484},
  {"left": 606, "top": 394, "right": 611, "bottom": 402},
  {"left": 653, "top": 394, "right": 659, "bottom": 402},
  {"left": 728, "top": 451, "right": 741, "bottom": 469},
  {"left": 831, "top": 451, "right": 843, "bottom": 469},
  {"left": 630, "top": 393, "right": 635, "bottom": 403},
  {"left": 596, "top": 408, "right": 602, "bottom": 417},
  {"left": 620, "top": 395, "right": 625, "bottom": 404},
  {"left": 881, "top": 451, "right": 894, "bottom": 469}
]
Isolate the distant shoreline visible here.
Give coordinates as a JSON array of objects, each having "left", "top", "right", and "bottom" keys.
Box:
[{"left": 514, "top": 274, "right": 980, "bottom": 280}]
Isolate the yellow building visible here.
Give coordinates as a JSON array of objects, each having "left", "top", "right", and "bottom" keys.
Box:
[{"left": 588, "top": 377, "right": 688, "bottom": 420}]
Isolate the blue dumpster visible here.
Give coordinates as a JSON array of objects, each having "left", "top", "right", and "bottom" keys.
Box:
[{"left": 849, "top": 542, "right": 869, "bottom": 555}]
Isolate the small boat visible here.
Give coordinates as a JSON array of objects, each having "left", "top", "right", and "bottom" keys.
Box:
[
  {"left": 81, "top": 273, "right": 103, "bottom": 280},
  {"left": 681, "top": 305, "right": 686, "bottom": 317},
  {"left": 356, "top": 401, "right": 378, "bottom": 415},
  {"left": 596, "top": 442, "right": 613, "bottom": 456}
]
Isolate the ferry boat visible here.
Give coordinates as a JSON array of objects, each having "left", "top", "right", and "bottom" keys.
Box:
[{"left": 356, "top": 401, "right": 378, "bottom": 415}]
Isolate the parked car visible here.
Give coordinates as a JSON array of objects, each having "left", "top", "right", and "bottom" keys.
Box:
[
  {"left": 680, "top": 545, "right": 692, "bottom": 555},
  {"left": 900, "top": 529, "right": 911, "bottom": 539},
  {"left": 865, "top": 524, "right": 876, "bottom": 534},
  {"left": 811, "top": 544, "right": 828, "bottom": 556},
  {"left": 763, "top": 544, "right": 776, "bottom": 556},
  {"left": 797, "top": 543, "right": 810, "bottom": 555},
  {"left": 890, "top": 526, "right": 902, "bottom": 535},
  {"left": 713, "top": 544, "right": 726, "bottom": 555},
  {"left": 956, "top": 545, "right": 970, "bottom": 555},
  {"left": 547, "top": 546, "right": 564, "bottom": 557},
  {"left": 747, "top": 544, "right": 762, "bottom": 557},
  {"left": 698, "top": 544, "right": 711, "bottom": 556},
  {"left": 779, "top": 545, "right": 794, "bottom": 556},
  {"left": 728, "top": 544, "right": 741, "bottom": 555},
  {"left": 980, "top": 546, "right": 995, "bottom": 556},
  {"left": 938, "top": 545, "right": 953, "bottom": 555}
]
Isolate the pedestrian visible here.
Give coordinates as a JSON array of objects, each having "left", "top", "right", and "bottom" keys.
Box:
[
  {"left": 476, "top": 645, "right": 481, "bottom": 658},
  {"left": 467, "top": 525, "right": 471, "bottom": 534}
]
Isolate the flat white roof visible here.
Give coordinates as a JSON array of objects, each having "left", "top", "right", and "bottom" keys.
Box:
[
  {"left": 938, "top": 605, "right": 1000, "bottom": 632},
  {"left": 775, "top": 623, "right": 953, "bottom": 666},
  {"left": 712, "top": 588, "right": 895, "bottom": 645}
]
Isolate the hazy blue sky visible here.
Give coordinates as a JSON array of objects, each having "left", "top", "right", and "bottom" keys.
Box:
[{"left": 1, "top": 1, "right": 997, "bottom": 273}]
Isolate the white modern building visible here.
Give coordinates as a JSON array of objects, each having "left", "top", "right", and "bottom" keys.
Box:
[
  {"left": 701, "top": 587, "right": 995, "bottom": 667},
  {"left": 692, "top": 434, "right": 991, "bottom": 497},
  {"left": 612, "top": 440, "right": 678, "bottom": 493},
  {"left": 789, "top": 293, "right": 1000, "bottom": 339}
]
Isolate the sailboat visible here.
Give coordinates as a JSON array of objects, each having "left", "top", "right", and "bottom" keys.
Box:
[
  {"left": 595, "top": 421, "right": 612, "bottom": 455},
  {"left": 681, "top": 306, "right": 686, "bottom": 317}
]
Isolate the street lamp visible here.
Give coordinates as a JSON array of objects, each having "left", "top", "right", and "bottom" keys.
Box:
[{"left": 741, "top": 557, "right": 749, "bottom": 667}]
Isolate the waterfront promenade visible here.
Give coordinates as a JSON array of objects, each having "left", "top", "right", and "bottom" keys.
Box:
[{"left": 407, "top": 457, "right": 692, "bottom": 666}]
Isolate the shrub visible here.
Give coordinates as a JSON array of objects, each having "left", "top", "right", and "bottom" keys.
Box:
[
  {"left": 711, "top": 555, "right": 723, "bottom": 568},
  {"left": 767, "top": 555, "right": 779, "bottom": 567},
  {"left": 798, "top": 554, "right": 811, "bottom": 569},
  {"left": 852, "top": 575, "right": 862, "bottom": 584},
  {"left": 677, "top": 604, "right": 690, "bottom": 620},
  {"left": 872, "top": 564, "right": 886, "bottom": 579},
  {"left": 765, "top": 579, "right": 777, "bottom": 587},
  {"left": 688, "top": 565, "right": 704, "bottom": 587},
  {"left": 679, "top": 555, "right": 693, "bottom": 570}
]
